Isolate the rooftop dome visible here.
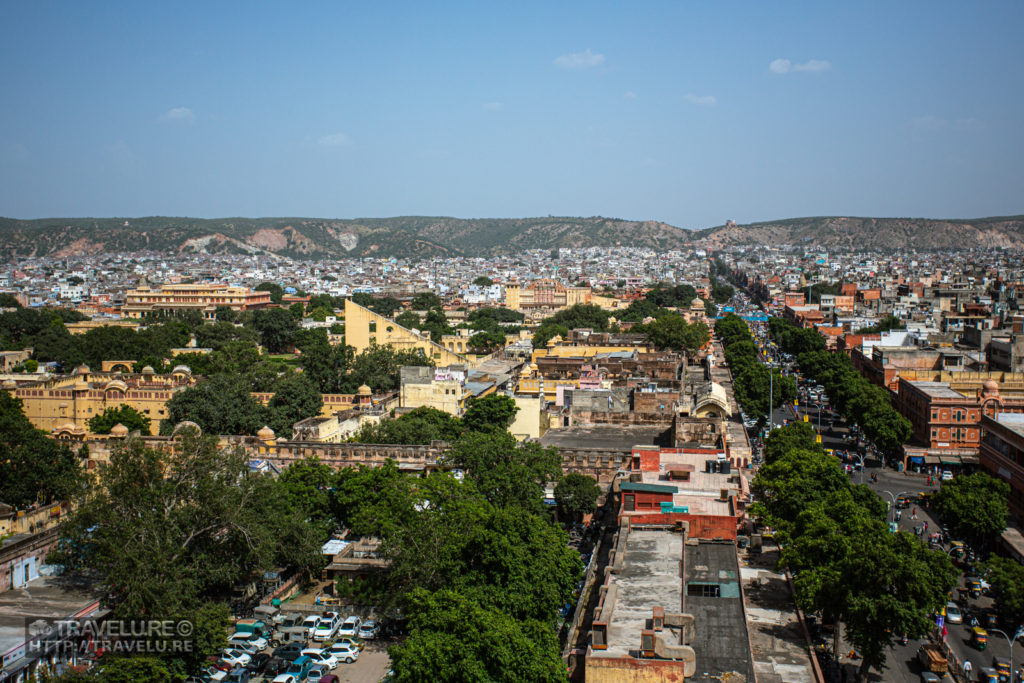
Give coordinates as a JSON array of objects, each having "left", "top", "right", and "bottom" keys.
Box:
[
  {"left": 982, "top": 378, "right": 1000, "bottom": 396},
  {"left": 103, "top": 379, "right": 128, "bottom": 393},
  {"left": 110, "top": 423, "right": 129, "bottom": 437},
  {"left": 171, "top": 365, "right": 192, "bottom": 375},
  {"left": 357, "top": 384, "right": 372, "bottom": 396},
  {"left": 141, "top": 365, "right": 156, "bottom": 375},
  {"left": 257, "top": 425, "right": 276, "bottom": 439},
  {"left": 55, "top": 421, "right": 79, "bottom": 433},
  {"left": 75, "top": 364, "right": 90, "bottom": 374}
]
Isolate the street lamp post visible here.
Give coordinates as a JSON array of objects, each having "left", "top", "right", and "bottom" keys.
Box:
[
  {"left": 988, "top": 627, "right": 1024, "bottom": 680},
  {"left": 881, "top": 490, "right": 915, "bottom": 523}
]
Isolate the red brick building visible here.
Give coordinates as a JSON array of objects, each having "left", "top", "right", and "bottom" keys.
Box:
[
  {"left": 897, "top": 378, "right": 1024, "bottom": 450},
  {"left": 979, "top": 413, "right": 1024, "bottom": 518}
]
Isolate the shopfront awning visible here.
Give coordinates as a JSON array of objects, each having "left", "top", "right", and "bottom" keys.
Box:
[
  {"left": 923, "top": 455, "right": 942, "bottom": 465},
  {"left": 940, "top": 456, "right": 962, "bottom": 465}
]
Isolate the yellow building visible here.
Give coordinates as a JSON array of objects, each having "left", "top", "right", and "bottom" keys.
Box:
[
  {"left": 5, "top": 364, "right": 196, "bottom": 436},
  {"left": 504, "top": 279, "right": 593, "bottom": 313},
  {"left": 65, "top": 319, "right": 142, "bottom": 335},
  {"left": 344, "top": 298, "right": 469, "bottom": 365},
  {"left": 530, "top": 342, "right": 655, "bottom": 365},
  {"left": 122, "top": 282, "right": 272, "bottom": 320}
]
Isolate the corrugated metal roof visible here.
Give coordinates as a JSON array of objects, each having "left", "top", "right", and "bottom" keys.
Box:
[{"left": 620, "top": 482, "right": 678, "bottom": 494}]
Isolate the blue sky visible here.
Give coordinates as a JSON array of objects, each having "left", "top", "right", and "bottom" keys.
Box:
[{"left": 1, "top": 2, "right": 1022, "bottom": 229}]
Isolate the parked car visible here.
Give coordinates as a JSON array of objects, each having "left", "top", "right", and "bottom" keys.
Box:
[
  {"left": 302, "top": 648, "right": 339, "bottom": 669},
  {"left": 941, "top": 470, "right": 954, "bottom": 481},
  {"left": 245, "top": 653, "right": 271, "bottom": 673},
  {"left": 306, "top": 664, "right": 331, "bottom": 683},
  {"left": 280, "top": 655, "right": 312, "bottom": 682},
  {"left": 221, "top": 649, "right": 252, "bottom": 668},
  {"left": 337, "top": 616, "right": 361, "bottom": 638},
  {"left": 228, "top": 631, "right": 268, "bottom": 651},
  {"left": 313, "top": 612, "right": 341, "bottom": 642},
  {"left": 331, "top": 635, "right": 364, "bottom": 651},
  {"left": 301, "top": 615, "right": 320, "bottom": 638},
  {"left": 262, "top": 657, "right": 289, "bottom": 677},
  {"left": 225, "top": 667, "right": 251, "bottom": 683},
  {"left": 202, "top": 667, "right": 229, "bottom": 682},
  {"left": 357, "top": 620, "right": 380, "bottom": 640},
  {"left": 273, "top": 643, "right": 305, "bottom": 662},
  {"left": 271, "top": 676, "right": 297, "bottom": 683},
  {"left": 327, "top": 642, "right": 360, "bottom": 664}
]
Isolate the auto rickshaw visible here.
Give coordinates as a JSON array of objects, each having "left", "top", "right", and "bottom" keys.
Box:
[
  {"left": 970, "top": 626, "right": 988, "bottom": 650},
  {"left": 966, "top": 577, "right": 983, "bottom": 598},
  {"left": 994, "top": 655, "right": 1010, "bottom": 681},
  {"left": 978, "top": 667, "right": 1000, "bottom": 683}
]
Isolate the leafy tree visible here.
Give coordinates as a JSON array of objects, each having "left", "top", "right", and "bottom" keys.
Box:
[
  {"left": 931, "top": 472, "right": 1010, "bottom": 547},
  {"left": 0, "top": 292, "right": 21, "bottom": 308},
  {"left": 351, "top": 406, "right": 463, "bottom": 444},
  {"left": 467, "top": 308, "right": 524, "bottom": 326},
  {"left": 0, "top": 392, "right": 85, "bottom": 508},
  {"left": 855, "top": 315, "right": 905, "bottom": 335},
  {"left": 350, "top": 293, "right": 403, "bottom": 317},
  {"left": 255, "top": 282, "right": 285, "bottom": 304},
  {"left": 395, "top": 310, "right": 421, "bottom": 329},
  {"left": 288, "top": 301, "right": 305, "bottom": 321},
  {"left": 462, "top": 394, "right": 519, "bottom": 434},
  {"left": 468, "top": 330, "right": 506, "bottom": 353},
  {"left": 750, "top": 447, "right": 853, "bottom": 537},
  {"left": 633, "top": 312, "right": 710, "bottom": 355},
  {"left": 645, "top": 283, "right": 698, "bottom": 308},
  {"left": 88, "top": 405, "right": 152, "bottom": 435},
  {"left": 444, "top": 431, "right": 561, "bottom": 513},
  {"left": 617, "top": 297, "right": 667, "bottom": 323},
  {"left": 388, "top": 589, "right": 566, "bottom": 683},
  {"left": 252, "top": 307, "right": 298, "bottom": 353},
  {"left": 214, "top": 305, "right": 237, "bottom": 323},
  {"left": 347, "top": 342, "right": 432, "bottom": 393},
  {"left": 411, "top": 292, "right": 442, "bottom": 310},
  {"left": 531, "top": 321, "right": 569, "bottom": 349},
  {"left": 982, "top": 556, "right": 1024, "bottom": 628},
  {"left": 52, "top": 431, "right": 321, "bottom": 618},
  {"left": 763, "top": 421, "right": 821, "bottom": 464},
  {"left": 277, "top": 456, "right": 336, "bottom": 537},
  {"left": 266, "top": 372, "right": 323, "bottom": 438},
  {"left": 194, "top": 321, "right": 256, "bottom": 351},
  {"left": 555, "top": 473, "right": 601, "bottom": 521},
  {"left": 472, "top": 276, "right": 494, "bottom": 287},
  {"left": 162, "top": 374, "right": 268, "bottom": 436}
]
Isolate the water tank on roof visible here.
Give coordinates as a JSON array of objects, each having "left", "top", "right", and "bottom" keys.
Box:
[{"left": 719, "top": 460, "right": 731, "bottom": 474}]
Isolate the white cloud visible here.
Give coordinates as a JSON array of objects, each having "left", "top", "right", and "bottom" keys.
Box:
[
  {"left": 482, "top": 102, "right": 504, "bottom": 111},
  {"left": 624, "top": 91, "right": 637, "bottom": 100},
  {"left": 769, "top": 58, "right": 831, "bottom": 75},
  {"left": 912, "top": 115, "right": 946, "bottom": 131},
  {"left": 683, "top": 93, "right": 717, "bottom": 106},
  {"left": 159, "top": 107, "right": 196, "bottom": 124},
  {"left": 554, "top": 48, "right": 605, "bottom": 69},
  {"left": 318, "top": 132, "right": 351, "bottom": 147}
]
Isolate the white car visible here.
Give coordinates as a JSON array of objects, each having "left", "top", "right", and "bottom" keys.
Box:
[
  {"left": 945, "top": 602, "right": 962, "bottom": 624},
  {"left": 306, "top": 665, "right": 330, "bottom": 683},
  {"left": 328, "top": 642, "right": 360, "bottom": 663},
  {"left": 312, "top": 612, "right": 341, "bottom": 642},
  {"left": 941, "top": 470, "right": 954, "bottom": 481},
  {"left": 301, "top": 648, "right": 339, "bottom": 669},
  {"left": 337, "top": 615, "right": 361, "bottom": 638},
  {"left": 220, "top": 649, "right": 252, "bottom": 667},
  {"left": 228, "top": 632, "right": 268, "bottom": 651},
  {"left": 271, "top": 676, "right": 296, "bottom": 683},
  {"left": 301, "top": 615, "right": 320, "bottom": 638},
  {"left": 357, "top": 620, "right": 380, "bottom": 640},
  {"left": 203, "top": 667, "right": 228, "bottom": 682}
]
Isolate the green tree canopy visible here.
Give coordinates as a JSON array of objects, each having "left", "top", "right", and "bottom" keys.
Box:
[
  {"left": 351, "top": 406, "right": 463, "bottom": 445},
  {"left": 162, "top": 374, "right": 268, "bottom": 436},
  {"left": 52, "top": 431, "right": 321, "bottom": 618},
  {"left": 444, "top": 431, "right": 561, "bottom": 513},
  {"left": 982, "top": 555, "right": 1024, "bottom": 628},
  {"left": 265, "top": 372, "right": 323, "bottom": 438},
  {"left": 255, "top": 282, "right": 285, "bottom": 304},
  {"left": 87, "top": 405, "right": 152, "bottom": 435},
  {"left": 931, "top": 472, "right": 1010, "bottom": 547},
  {"left": 472, "top": 276, "right": 494, "bottom": 287},
  {"left": 555, "top": 473, "right": 601, "bottom": 521},
  {"left": 633, "top": 312, "right": 710, "bottom": 355},
  {"left": 388, "top": 588, "right": 566, "bottom": 683},
  {"left": 462, "top": 394, "right": 519, "bottom": 434},
  {"left": 0, "top": 392, "right": 85, "bottom": 508},
  {"left": 251, "top": 307, "right": 298, "bottom": 353}
]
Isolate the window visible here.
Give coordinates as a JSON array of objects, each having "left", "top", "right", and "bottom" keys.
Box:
[
  {"left": 686, "top": 583, "right": 721, "bottom": 598},
  {"left": 369, "top": 322, "right": 377, "bottom": 333}
]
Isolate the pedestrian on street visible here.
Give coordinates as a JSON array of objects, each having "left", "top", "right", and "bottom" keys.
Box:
[
  {"left": 912, "top": 507, "right": 918, "bottom": 520},
  {"left": 964, "top": 659, "right": 972, "bottom": 677},
  {"left": 923, "top": 521, "right": 928, "bottom": 532},
  {"left": 896, "top": 510, "right": 902, "bottom": 522}
]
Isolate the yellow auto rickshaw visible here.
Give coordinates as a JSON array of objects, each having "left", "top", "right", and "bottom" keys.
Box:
[{"left": 971, "top": 625, "right": 988, "bottom": 650}]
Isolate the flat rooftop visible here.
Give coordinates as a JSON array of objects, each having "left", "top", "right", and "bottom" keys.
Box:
[
  {"left": 598, "top": 529, "right": 684, "bottom": 659},
  {"left": 683, "top": 540, "right": 754, "bottom": 677},
  {"left": 904, "top": 380, "right": 965, "bottom": 399},
  {"left": 540, "top": 425, "right": 670, "bottom": 451},
  {"left": 994, "top": 412, "right": 1024, "bottom": 439},
  {"left": 0, "top": 577, "right": 100, "bottom": 661}
]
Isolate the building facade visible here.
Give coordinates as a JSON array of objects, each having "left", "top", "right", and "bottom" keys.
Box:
[{"left": 122, "top": 283, "right": 272, "bottom": 319}]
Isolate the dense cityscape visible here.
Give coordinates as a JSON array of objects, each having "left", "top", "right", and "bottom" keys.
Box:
[{"left": 4, "top": 3, "right": 1024, "bottom": 683}]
